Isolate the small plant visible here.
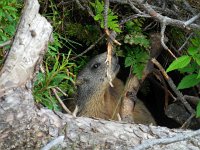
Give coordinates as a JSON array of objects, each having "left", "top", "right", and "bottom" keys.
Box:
[
  {"left": 90, "top": 0, "right": 121, "bottom": 33},
  {"left": 124, "top": 20, "right": 149, "bottom": 49},
  {"left": 125, "top": 47, "right": 149, "bottom": 79},
  {"left": 34, "top": 50, "right": 77, "bottom": 110},
  {"left": 0, "top": 0, "right": 21, "bottom": 42},
  {"left": 166, "top": 33, "right": 200, "bottom": 90},
  {"left": 0, "top": 0, "right": 22, "bottom": 65},
  {"left": 165, "top": 32, "right": 200, "bottom": 118},
  {"left": 33, "top": 30, "right": 87, "bottom": 110},
  {"left": 123, "top": 20, "right": 150, "bottom": 79},
  {"left": 33, "top": 1, "right": 88, "bottom": 110}
]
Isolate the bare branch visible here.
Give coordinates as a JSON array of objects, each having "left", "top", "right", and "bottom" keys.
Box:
[
  {"left": 71, "top": 34, "right": 105, "bottom": 60},
  {"left": 0, "top": 40, "right": 12, "bottom": 48},
  {"left": 151, "top": 5, "right": 178, "bottom": 17},
  {"left": 151, "top": 58, "right": 196, "bottom": 115},
  {"left": 52, "top": 88, "right": 72, "bottom": 114},
  {"left": 110, "top": 0, "right": 200, "bottom": 30},
  {"left": 119, "top": 14, "right": 151, "bottom": 25},
  {"left": 183, "top": 0, "right": 196, "bottom": 15},
  {"left": 184, "top": 13, "right": 200, "bottom": 27},
  {"left": 128, "top": 0, "right": 143, "bottom": 14},
  {"left": 75, "top": 0, "right": 85, "bottom": 10},
  {"left": 180, "top": 113, "right": 195, "bottom": 129},
  {"left": 178, "top": 33, "right": 193, "bottom": 51},
  {"left": 183, "top": 95, "right": 200, "bottom": 105},
  {"left": 55, "top": 87, "right": 68, "bottom": 96},
  {"left": 104, "top": 0, "right": 109, "bottom": 30},
  {"left": 160, "top": 17, "right": 176, "bottom": 59},
  {"left": 132, "top": 128, "right": 200, "bottom": 150},
  {"left": 72, "top": 105, "right": 79, "bottom": 117}
]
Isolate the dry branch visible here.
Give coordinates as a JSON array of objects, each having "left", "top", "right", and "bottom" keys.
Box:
[
  {"left": 110, "top": 0, "right": 200, "bottom": 30},
  {"left": 71, "top": 34, "right": 105, "bottom": 60},
  {"left": 151, "top": 58, "right": 195, "bottom": 115}
]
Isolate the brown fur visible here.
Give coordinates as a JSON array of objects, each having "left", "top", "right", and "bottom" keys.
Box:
[
  {"left": 133, "top": 100, "right": 156, "bottom": 125},
  {"left": 78, "top": 78, "right": 123, "bottom": 120},
  {"left": 76, "top": 52, "right": 156, "bottom": 125}
]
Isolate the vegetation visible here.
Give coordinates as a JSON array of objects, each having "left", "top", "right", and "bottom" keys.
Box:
[
  {"left": 91, "top": 0, "right": 121, "bottom": 33},
  {"left": 0, "top": 0, "right": 200, "bottom": 123},
  {"left": 0, "top": 0, "right": 22, "bottom": 64},
  {"left": 123, "top": 20, "right": 150, "bottom": 79}
]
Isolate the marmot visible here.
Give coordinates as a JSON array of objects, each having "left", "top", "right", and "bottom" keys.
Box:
[{"left": 76, "top": 52, "right": 156, "bottom": 125}]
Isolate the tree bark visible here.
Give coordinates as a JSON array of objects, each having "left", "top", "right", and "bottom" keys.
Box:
[{"left": 0, "top": 0, "right": 200, "bottom": 150}]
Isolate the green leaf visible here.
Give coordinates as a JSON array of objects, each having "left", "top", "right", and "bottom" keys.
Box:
[
  {"left": 52, "top": 74, "right": 68, "bottom": 85},
  {"left": 177, "top": 74, "right": 200, "bottom": 89},
  {"left": 133, "top": 64, "right": 144, "bottom": 79},
  {"left": 191, "top": 37, "right": 200, "bottom": 47},
  {"left": 193, "top": 54, "right": 200, "bottom": 65},
  {"left": 94, "top": 14, "right": 102, "bottom": 21},
  {"left": 178, "top": 65, "right": 195, "bottom": 73},
  {"left": 124, "top": 32, "right": 150, "bottom": 48},
  {"left": 188, "top": 47, "right": 198, "bottom": 56},
  {"left": 166, "top": 55, "right": 191, "bottom": 72},
  {"left": 197, "top": 70, "right": 200, "bottom": 79},
  {"left": 95, "top": 0, "right": 104, "bottom": 14},
  {"left": 196, "top": 102, "right": 200, "bottom": 118},
  {"left": 125, "top": 56, "right": 133, "bottom": 67},
  {"left": 48, "top": 45, "right": 58, "bottom": 52},
  {"left": 3, "top": 6, "right": 17, "bottom": 11}
]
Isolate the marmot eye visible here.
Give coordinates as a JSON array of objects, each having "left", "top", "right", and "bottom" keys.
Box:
[{"left": 92, "top": 63, "right": 100, "bottom": 69}]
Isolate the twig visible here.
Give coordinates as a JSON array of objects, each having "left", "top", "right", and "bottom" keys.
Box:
[
  {"left": 57, "top": 1, "right": 74, "bottom": 7},
  {"left": 183, "top": 0, "right": 196, "bottom": 15},
  {"left": 105, "top": 41, "right": 114, "bottom": 87},
  {"left": 184, "top": 13, "right": 200, "bottom": 27},
  {"left": 0, "top": 40, "right": 12, "bottom": 48},
  {"left": 183, "top": 95, "right": 200, "bottom": 105},
  {"left": 71, "top": 34, "right": 105, "bottom": 60},
  {"left": 75, "top": 0, "right": 85, "bottom": 10},
  {"left": 55, "top": 87, "right": 68, "bottom": 96},
  {"left": 180, "top": 113, "right": 195, "bottom": 129},
  {"left": 119, "top": 14, "right": 151, "bottom": 25},
  {"left": 178, "top": 33, "right": 193, "bottom": 51},
  {"left": 132, "top": 128, "right": 200, "bottom": 150},
  {"left": 72, "top": 105, "right": 79, "bottom": 117},
  {"left": 52, "top": 88, "right": 72, "bottom": 114},
  {"left": 84, "top": 2, "right": 95, "bottom": 17},
  {"left": 103, "top": 0, "right": 120, "bottom": 45},
  {"left": 104, "top": 0, "right": 109, "bottom": 30},
  {"left": 104, "top": 29, "right": 121, "bottom": 45},
  {"left": 128, "top": 0, "right": 143, "bottom": 14},
  {"left": 110, "top": 0, "right": 200, "bottom": 30},
  {"left": 143, "top": 21, "right": 157, "bottom": 31},
  {"left": 151, "top": 58, "right": 195, "bottom": 115},
  {"left": 41, "top": 135, "right": 65, "bottom": 150},
  {"left": 151, "top": 5, "right": 178, "bottom": 17},
  {"left": 104, "top": 0, "right": 118, "bottom": 87},
  {"left": 160, "top": 17, "right": 177, "bottom": 59}
]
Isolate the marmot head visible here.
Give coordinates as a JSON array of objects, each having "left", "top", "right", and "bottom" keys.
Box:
[{"left": 76, "top": 52, "right": 120, "bottom": 108}]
